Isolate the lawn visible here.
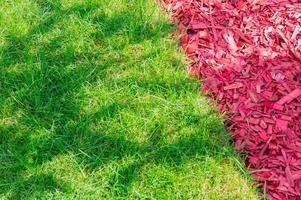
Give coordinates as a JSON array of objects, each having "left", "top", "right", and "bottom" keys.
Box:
[{"left": 0, "top": 0, "right": 259, "bottom": 199}]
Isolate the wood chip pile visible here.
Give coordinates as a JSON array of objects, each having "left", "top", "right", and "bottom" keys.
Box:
[{"left": 162, "top": 1, "right": 301, "bottom": 199}]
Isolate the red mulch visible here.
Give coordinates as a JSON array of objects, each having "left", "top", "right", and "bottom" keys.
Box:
[{"left": 161, "top": 0, "right": 301, "bottom": 199}]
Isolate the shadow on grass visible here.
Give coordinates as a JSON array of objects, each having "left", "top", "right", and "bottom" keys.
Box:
[{"left": 0, "top": 1, "right": 236, "bottom": 199}]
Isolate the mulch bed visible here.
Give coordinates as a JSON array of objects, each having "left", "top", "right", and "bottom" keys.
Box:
[{"left": 161, "top": 0, "right": 301, "bottom": 199}]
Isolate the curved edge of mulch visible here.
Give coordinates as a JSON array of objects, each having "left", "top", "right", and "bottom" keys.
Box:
[{"left": 160, "top": 1, "right": 301, "bottom": 199}]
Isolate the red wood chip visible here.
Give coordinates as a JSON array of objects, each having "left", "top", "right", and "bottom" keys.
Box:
[
  {"left": 162, "top": 0, "right": 301, "bottom": 199},
  {"left": 277, "top": 89, "right": 301, "bottom": 105},
  {"left": 249, "top": 118, "right": 260, "bottom": 125},
  {"left": 223, "top": 82, "right": 244, "bottom": 90}
]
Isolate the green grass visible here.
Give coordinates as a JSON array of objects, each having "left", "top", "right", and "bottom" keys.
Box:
[{"left": 0, "top": 0, "right": 259, "bottom": 199}]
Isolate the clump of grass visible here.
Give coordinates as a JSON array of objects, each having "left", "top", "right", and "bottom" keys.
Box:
[{"left": 0, "top": 0, "right": 260, "bottom": 199}]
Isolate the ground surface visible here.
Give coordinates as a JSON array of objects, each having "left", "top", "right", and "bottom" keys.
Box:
[{"left": 0, "top": 0, "right": 259, "bottom": 199}]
